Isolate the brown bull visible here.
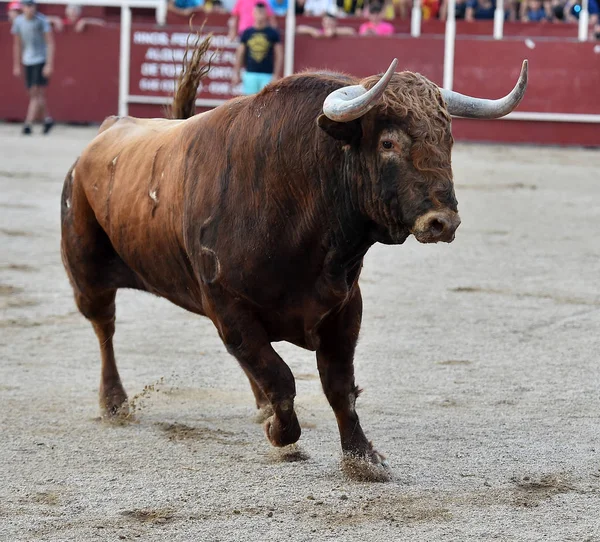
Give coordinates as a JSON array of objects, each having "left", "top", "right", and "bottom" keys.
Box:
[{"left": 61, "top": 36, "right": 527, "bottom": 475}]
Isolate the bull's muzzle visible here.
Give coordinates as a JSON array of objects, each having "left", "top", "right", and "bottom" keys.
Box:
[{"left": 411, "top": 210, "right": 461, "bottom": 244}]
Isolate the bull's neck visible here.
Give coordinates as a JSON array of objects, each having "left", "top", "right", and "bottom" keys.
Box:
[{"left": 316, "top": 153, "right": 375, "bottom": 277}]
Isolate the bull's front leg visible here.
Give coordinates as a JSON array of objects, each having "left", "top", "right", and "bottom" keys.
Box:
[
  {"left": 211, "top": 301, "right": 301, "bottom": 448},
  {"left": 316, "top": 287, "right": 387, "bottom": 469}
]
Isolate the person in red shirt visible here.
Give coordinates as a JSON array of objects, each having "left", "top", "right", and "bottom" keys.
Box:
[
  {"left": 359, "top": 2, "right": 394, "bottom": 35},
  {"left": 422, "top": 0, "right": 440, "bottom": 19}
]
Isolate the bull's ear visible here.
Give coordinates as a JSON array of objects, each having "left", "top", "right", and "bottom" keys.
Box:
[{"left": 317, "top": 114, "right": 361, "bottom": 144}]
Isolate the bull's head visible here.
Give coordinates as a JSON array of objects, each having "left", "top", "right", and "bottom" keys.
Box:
[{"left": 317, "top": 59, "right": 528, "bottom": 245}]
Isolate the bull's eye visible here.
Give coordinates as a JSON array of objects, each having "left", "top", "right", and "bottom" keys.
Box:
[{"left": 381, "top": 140, "right": 393, "bottom": 150}]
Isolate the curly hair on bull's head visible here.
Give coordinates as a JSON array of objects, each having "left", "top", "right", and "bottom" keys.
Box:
[{"left": 362, "top": 71, "right": 454, "bottom": 179}]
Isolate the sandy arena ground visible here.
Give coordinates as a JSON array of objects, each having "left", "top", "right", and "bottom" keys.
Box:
[{"left": 1, "top": 123, "right": 599, "bottom": 541}]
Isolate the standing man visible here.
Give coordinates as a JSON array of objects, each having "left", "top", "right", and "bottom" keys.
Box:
[
  {"left": 227, "top": 0, "right": 277, "bottom": 41},
  {"left": 232, "top": 3, "right": 282, "bottom": 95},
  {"left": 12, "top": 0, "right": 55, "bottom": 135}
]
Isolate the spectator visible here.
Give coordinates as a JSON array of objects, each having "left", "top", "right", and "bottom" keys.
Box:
[
  {"left": 387, "top": 0, "right": 410, "bottom": 18},
  {"left": 564, "top": 0, "right": 599, "bottom": 24},
  {"left": 232, "top": 3, "right": 283, "bottom": 94},
  {"left": 168, "top": 0, "right": 204, "bottom": 17},
  {"left": 11, "top": 0, "right": 54, "bottom": 135},
  {"left": 548, "top": 0, "right": 566, "bottom": 19},
  {"left": 228, "top": 0, "right": 277, "bottom": 40},
  {"left": 359, "top": 2, "right": 394, "bottom": 33},
  {"left": 440, "top": 0, "right": 469, "bottom": 19},
  {"left": 421, "top": 0, "right": 441, "bottom": 18},
  {"left": 336, "top": 0, "right": 365, "bottom": 16},
  {"left": 466, "top": 0, "right": 500, "bottom": 20},
  {"left": 304, "top": 0, "right": 338, "bottom": 14},
  {"left": 297, "top": 12, "right": 356, "bottom": 35},
  {"left": 521, "top": 0, "right": 549, "bottom": 20},
  {"left": 363, "top": 0, "right": 397, "bottom": 18},
  {"left": 7, "top": 1, "right": 22, "bottom": 23},
  {"left": 269, "top": 0, "right": 288, "bottom": 14},
  {"left": 47, "top": 4, "right": 106, "bottom": 32},
  {"left": 381, "top": 0, "right": 397, "bottom": 19}
]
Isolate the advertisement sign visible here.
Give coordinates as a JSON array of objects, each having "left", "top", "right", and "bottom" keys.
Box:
[{"left": 130, "top": 28, "right": 242, "bottom": 102}]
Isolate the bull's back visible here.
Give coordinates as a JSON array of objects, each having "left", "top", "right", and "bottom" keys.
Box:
[{"left": 72, "top": 116, "right": 204, "bottom": 309}]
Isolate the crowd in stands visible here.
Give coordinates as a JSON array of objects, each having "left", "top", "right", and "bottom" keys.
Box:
[
  {"left": 167, "top": 0, "right": 600, "bottom": 26},
  {"left": 166, "top": 0, "right": 600, "bottom": 38},
  {"left": 4, "top": 0, "right": 598, "bottom": 34}
]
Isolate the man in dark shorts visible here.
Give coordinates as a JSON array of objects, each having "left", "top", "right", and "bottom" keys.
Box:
[
  {"left": 231, "top": 2, "right": 282, "bottom": 95},
  {"left": 11, "top": 0, "right": 55, "bottom": 135}
]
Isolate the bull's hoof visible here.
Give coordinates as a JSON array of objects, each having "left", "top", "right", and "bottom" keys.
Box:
[
  {"left": 340, "top": 449, "right": 391, "bottom": 483},
  {"left": 264, "top": 414, "right": 301, "bottom": 447},
  {"left": 254, "top": 404, "right": 274, "bottom": 424},
  {"left": 100, "top": 386, "right": 129, "bottom": 419}
]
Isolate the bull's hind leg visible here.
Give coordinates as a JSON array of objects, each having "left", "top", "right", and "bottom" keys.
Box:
[
  {"left": 316, "top": 287, "right": 387, "bottom": 467},
  {"left": 74, "top": 289, "right": 128, "bottom": 415},
  {"left": 61, "top": 163, "right": 141, "bottom": 416}
]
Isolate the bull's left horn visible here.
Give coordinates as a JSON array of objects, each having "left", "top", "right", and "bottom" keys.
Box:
[
  {"left": 322, "top": 58, "right": 398, "bottom": 123},
  {"left": 440, "top": 60, "right": 528, "bottom": 119}
]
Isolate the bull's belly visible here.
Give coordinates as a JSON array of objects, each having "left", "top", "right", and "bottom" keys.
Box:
[{"left": 251, "top": 294, "right": 343, "bottom": 351}]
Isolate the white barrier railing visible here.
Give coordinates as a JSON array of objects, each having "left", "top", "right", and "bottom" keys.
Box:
[
  {"left": 443, "top": 0, "right": 456, "bottom": 90},
  {"left": 283, "top": 0, "right": 296, "bottom": 77},
  {"left": 118, "top": 5, "right": 132, "bottom": 116},
  {"left": 410, "top": 0, "right": 422, "bottom": 37},
  {"left": 493, "top": 1, "right": 504, "bottom": 39},
  {"left": 578, "top": 0, "right": 589, "bottom": 41}
]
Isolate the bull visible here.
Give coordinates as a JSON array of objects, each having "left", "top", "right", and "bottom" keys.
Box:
[{"left": 61, "top": 35, "right": 527, "bottom": 476}]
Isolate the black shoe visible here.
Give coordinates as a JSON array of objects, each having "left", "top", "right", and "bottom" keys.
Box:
[
  {"left": 43, "top": 117, "right": 54, "bottom": 135},
  {"left": 22, "top": 124, "right": 32, "bottom": 135}
]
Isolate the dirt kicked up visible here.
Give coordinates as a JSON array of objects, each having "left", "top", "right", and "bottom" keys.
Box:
[{"left": 1, "top": 123, "right": 599, "bottom": 541}]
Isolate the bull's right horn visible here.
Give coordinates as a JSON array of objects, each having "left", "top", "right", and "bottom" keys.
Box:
[
  {"left": 440, "top": 60, "right": 528, "bottom": 119},
  {"left": 322, "top": 58, "right": 398, "bottom": 123}
]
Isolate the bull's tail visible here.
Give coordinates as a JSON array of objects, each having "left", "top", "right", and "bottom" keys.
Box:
[{"left": 169, "top": 24, "right": 214, "bottom": 120}]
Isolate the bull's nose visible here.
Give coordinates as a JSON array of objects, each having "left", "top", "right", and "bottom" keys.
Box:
[{"left": 412, "top": 210, "right": 461, "bottom": 244}]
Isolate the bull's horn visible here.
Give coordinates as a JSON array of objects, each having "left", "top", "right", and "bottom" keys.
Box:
[
  {"left": 440, "top": 60, "right": 528, "bottom": 119},
  {"left": 322, "top": 58, "right": 398, "bottom": 123}
]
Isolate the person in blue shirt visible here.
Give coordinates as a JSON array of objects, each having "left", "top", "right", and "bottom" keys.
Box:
[
  {"left": 522, "top": 0, "right": 550, "bottom": 21},
  {"left": 11, "top": 0, "right": 55, "bottom": 135},
  {"left": 466, "top": 0, "right": 497, "bottom": 20}
]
